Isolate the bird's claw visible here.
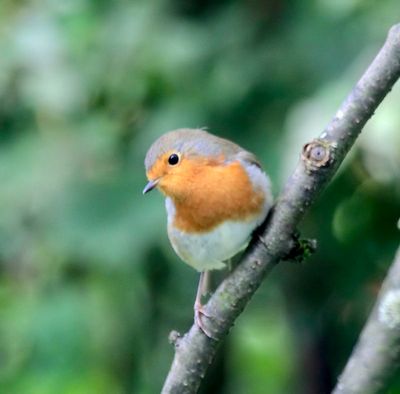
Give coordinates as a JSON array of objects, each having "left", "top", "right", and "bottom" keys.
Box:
[{"left": 194, "top": 302, "right": 219, "bottom": 340}]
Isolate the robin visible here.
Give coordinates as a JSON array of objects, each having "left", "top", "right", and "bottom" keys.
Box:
[{"left": 143, "top": 128, "right": 273, "bottom": 338}]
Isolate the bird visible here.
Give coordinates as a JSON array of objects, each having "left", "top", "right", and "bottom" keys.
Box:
[{"left": 143, "top": 128, "right": 273, "bottom": 338}]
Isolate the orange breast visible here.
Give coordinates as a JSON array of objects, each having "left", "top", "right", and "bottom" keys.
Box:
[{"left": 166, "top": 159, "right": 265, "bottom": 233}]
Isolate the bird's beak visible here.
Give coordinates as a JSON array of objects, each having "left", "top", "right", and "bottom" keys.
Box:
[{"left": 143, "top": 178, "right": 159, "bottom": 194}]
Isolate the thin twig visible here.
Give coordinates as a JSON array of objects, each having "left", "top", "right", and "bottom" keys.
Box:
[
  {"left": 332, "top": 246, "right": 400, "bottom": 394},
  {"left": 162, "top": 23, "right": 400, "bottom": 394}
]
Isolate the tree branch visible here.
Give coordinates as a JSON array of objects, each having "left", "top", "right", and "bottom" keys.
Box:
[
  {"left": 332, "top": 245, "right": 400, "bottom": 394},
  {"left": 162, "top": 23, "right": 400, "bottom": 394}
]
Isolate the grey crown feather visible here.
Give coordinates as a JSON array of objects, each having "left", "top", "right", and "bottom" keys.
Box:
[{"left": 144, "top": 128, "right": 261, "bottom": 172}]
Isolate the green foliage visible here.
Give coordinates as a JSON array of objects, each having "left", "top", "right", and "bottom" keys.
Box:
[{"left": 0, "top": 0, "right": 399, "bottom": 392}]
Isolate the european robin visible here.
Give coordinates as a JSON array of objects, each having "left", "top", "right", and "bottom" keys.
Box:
[{"left": 143, "top": 128, "right": 272, "bottom": 337}]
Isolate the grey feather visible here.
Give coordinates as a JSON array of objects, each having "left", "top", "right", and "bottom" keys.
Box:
[{"left": 144, "top": 128, "right": 261, "bottom": 171}]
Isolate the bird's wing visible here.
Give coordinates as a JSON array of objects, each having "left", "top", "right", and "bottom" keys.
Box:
[
  {"left": 235, "top": 149, "right": 262, "bottom": 168},
  {"left": 217, "top": 138, "right": 262, "bottom": 168}
]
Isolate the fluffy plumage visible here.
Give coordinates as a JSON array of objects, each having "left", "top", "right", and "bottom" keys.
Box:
[{"left": 144, "top": 128, "right": 272, "bottom": 271}]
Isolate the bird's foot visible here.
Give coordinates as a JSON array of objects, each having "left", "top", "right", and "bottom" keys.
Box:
[{"left": 194, "top": 301, "right": 219, "bottom": 340}]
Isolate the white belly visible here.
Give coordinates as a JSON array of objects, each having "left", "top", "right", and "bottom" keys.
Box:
[{"left": 166, "top": 198, "right": 269, "bottom": 272}]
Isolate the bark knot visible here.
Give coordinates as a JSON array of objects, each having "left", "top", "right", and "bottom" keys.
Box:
[
  {"left": 168, "top": 330, "right": 182, "bottom": 347},
  {"left": 301, "top": 139, "right": 335, "bottom": 172}
]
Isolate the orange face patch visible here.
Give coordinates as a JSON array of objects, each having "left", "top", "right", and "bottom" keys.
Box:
[
  {"left": 147, "top": 151, "right": 184, "bottom": 182},
  {"left": 147, "top": 154, "right": 265, "bottom": 233}
]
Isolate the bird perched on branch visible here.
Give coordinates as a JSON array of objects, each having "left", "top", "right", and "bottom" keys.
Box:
[{"left": 143, "top": 128, "right": 272, "bottom": 338}]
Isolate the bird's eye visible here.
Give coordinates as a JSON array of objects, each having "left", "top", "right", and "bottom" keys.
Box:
[{"left": 168, "top": 153, "right": 180, "bottom": 165}]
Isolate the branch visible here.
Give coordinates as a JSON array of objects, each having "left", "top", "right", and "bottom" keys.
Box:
[
  {"left": 162, "top": 24, "right": 400, "bottom": 394},
  {"left": 332, "top": 246, "right": 400, "bottom": 394}
]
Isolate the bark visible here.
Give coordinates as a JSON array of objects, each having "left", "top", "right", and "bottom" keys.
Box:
[{"left": 332, "top": 246, "right": 400, "bottom": 394}]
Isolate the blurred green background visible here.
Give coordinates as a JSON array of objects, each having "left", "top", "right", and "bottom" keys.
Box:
[{"left": 1, "top": 0, "right": 399, "bottom": 393}]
